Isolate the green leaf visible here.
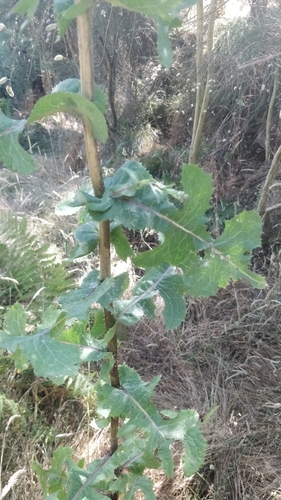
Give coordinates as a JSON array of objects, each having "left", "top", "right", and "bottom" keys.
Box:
[
  {"left": 112, "top": 474, "right": 155, "bottom": 500},
  {"left": 94, "top": 85, "right": 107, "bottom": 115},
  {"left": 72, "top": 221, "right": 99, "bottom": 258},
  {"left": 27, "top": 92, "right": 108, "bottom": 143},
  {"left": 133, "top": 164, "right": 266, "bottom": 293},
  {"left": 32, "top": 446, "right": 73, "bottom": 497},
  {"left": 40, "top": 306, "right": 66, "bottom": 340},
  {"left": 112, "top": 265, "right": 185, "bottom": 328},
  {"left": 183, "top": 210, "right": 266, "bottom": 296},
  {"left": 54, "top": 0, "right": 73, "bottom": 38},
  {"left": 90, "top": 309, "right": 106, "bottom": 339},
  {"left": 111, "top": 226, "right": 133, "bottom": 261},
  {"left": 58, "top": 270, "right": 100, "bottom": 320},
  {"left": 108, "top": 0, "right": 196, "bottom": 20},
  {"left": 156, "top": 18, "right": 173, "bottom": 68},
  {"left": 65, "top": 455, "right": 117, "bottom": 500},
  {"left": 114, "top": 297, "right": 155, "bottom": 326},
  {"left": 59, "top": 271, "right": 129, "bottom": 319},
  {"left": 63, "top": 0, "right": 94, "bottom": 21},
  {"left": 0, "top": 328, "right": 80, "bottom": 384},
  {"left": 13, "top": 345, "right": 29, "bottom": 371},
  {"left": 4, "top": 303, "right": 26, "bottom": 336},
  {"left": 96, "top": 365, "right": 206, "bottom": 477},
  {"left": 55, "top": 191, "right": 82, "bottom": 215},
  {"left": 0, "top": 111, "right": 36, "bottom": 174},
  {"left": 12, "top": 0, "right": 40, "bottom": 19},
  {"left": 183, "top": 427, "right": 206, "bottom": 477},
  {"left": 86, "top": 161, "right": 176, "bottom": 231},
  {"left": 134, "top": 164, "right": 213, "bottom": 268},
  {"left": 52, "top": 78, "right": 81, "bottom": 94},
  {"left": 133, "top": 265, "right": 186, "bottom": 329},
  {"left": 52, "top": 80, "right": 107, "bottom": 115},
  {"left": 52, "top": 446, "right": 74, "bottom": 473}
]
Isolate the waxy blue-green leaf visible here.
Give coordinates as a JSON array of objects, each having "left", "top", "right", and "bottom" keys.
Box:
[
  {"left": 52, "top": 78, "right": 81, "bottom": 94},
  {"left": 0, "top": 304, "right": 108, "bottom": 383},
  {"left": 86, "top": 161, "right": 176, "bottom": 231},
  {"left": 90, "top": 309, "right": 106, "bottom": 339},
  {"left": 97, "top": 365, "right": 206, "bottom": 477},
  {"left": 0, "top": 111, "right": 36, "bottom": 174},
  {"left": 33, "top": 446, "right": 73, "bottom": 497},
  {"left": 133, "top": 264, "right": 186, "bottom": 329},
  {"left": 114, "top": 297, "right": 155, "bottom": 326},
  {"left": 58, "top": 270, "right": 100, "bottom": 320},
  {"left": 0, "top": 328, "right": 80, "bottom": 384},
  {"left": 65, "top": 455, "right": 118, "bottom": 500},
  {"left": 112, "top": 474, "right": 155, "bottom": 500},
  {"left": 72, "top": 221, "right": 99, "bottom": 258},
  {"left": 27, "top": 92, "right": 108, "bottom": 143},
  {"left": 59, "top": 270, "right": 129, "bottom": 319},
  {"left": 183, "top": 427, "right": 207, "bottom": 477}
]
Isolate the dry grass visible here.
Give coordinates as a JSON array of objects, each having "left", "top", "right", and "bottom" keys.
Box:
[
  {"left": 118, "top": 273, "right": 281, "bottom": 499},
  {"left": 1, "top": 153, "right": 281, "bottom": 499},
  {"left": 1, "top": 113, "right": 281, "bottom": 500}
]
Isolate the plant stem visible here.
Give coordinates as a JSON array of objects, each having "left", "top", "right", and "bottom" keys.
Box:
[
  {"left": 189, "top": 0, "right": 217, "bottom": 164},
  {"left": 75, "top": 0, "right": 120, "bottom": 466},
  {"left": 258, "top": 143, "right": 281, "bottom": 216},
  {"left": 265, "top": 63, "right": 279, "bottom": 162}
]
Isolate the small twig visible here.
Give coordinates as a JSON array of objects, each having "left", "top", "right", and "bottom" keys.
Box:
[{"left": 238, "top": 52, "right": 281, "bottom": 69}]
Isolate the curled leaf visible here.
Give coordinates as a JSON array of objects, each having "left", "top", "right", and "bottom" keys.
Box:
[
  {"left": 6, "top": 84, "right": 14, "bottom": 97},
  {"left": 54, "top": 54, "right": 65, "bottom": 61}
]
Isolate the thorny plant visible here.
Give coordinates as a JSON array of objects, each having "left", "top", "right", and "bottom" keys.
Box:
[{"left": 0, "top": 1, "right": 266, "bottom": 499}]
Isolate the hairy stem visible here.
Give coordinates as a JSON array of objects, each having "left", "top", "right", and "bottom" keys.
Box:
[{"left": 75, "top": 0, "right": 120, "bottom": 468}]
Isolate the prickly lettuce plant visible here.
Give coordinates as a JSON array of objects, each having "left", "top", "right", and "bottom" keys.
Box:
[{"left": 0, "top": 0, "right": 265, "bottom": 499}]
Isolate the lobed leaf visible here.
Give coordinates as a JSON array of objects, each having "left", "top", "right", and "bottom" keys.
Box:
[
  {"left": 133, "top": 164, "right": 266, "bottom": 293},
  {"left": 96, "top": 365, "right": 206, "bottom": 477}
]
